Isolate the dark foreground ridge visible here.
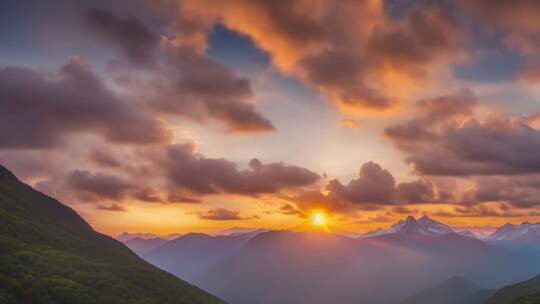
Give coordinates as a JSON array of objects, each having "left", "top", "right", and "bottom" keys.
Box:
[{"left": 0, "top": 165, "right": 224, "bottom": 304}]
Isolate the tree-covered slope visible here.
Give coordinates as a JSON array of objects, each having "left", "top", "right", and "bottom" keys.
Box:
[
  {"left": 486, "top": 274, "right": 540, "bottom": 304},
  {"left": 0, "top": 165, "right": 225, "bottom": 304},
  {"left": 400, "top": 276, "right": 494, "bottom": 304}
]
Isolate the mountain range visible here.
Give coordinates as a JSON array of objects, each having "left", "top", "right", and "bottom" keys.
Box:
[
  {"left": 0, "top": 165, "right": 224, "bottom": 304},
  {"left": 122, "top": 215, "right": 539, "bottom": 304}
]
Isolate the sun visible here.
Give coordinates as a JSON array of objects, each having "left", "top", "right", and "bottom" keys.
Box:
[{"left": 311, "top": 211, "right": 327, "bottom": 227}]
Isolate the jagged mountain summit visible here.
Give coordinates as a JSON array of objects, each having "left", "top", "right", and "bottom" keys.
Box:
[
  {"left": 487, "top": 221, "right": 540, "bottom": 242},
  {"left": 363, "top": 215, "right": 456, "bottom": 238}
]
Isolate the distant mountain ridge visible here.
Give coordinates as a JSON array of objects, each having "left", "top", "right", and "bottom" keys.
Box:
[
  {"left": 486, "top": 221, "right": 540, "bottom": 242},
  {"left": 0, "top": 164, "right": 224, "bottom": 304},
  {"left": 116, "top": 232, "right": 182, "bottom": 242}
]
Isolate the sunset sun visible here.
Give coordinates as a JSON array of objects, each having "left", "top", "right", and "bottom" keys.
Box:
[{"left": 311, "top": 211, "right": 327, "bottom": 227}]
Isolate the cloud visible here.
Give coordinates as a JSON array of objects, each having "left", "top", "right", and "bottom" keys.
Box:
[
  {"left": 66, "top": 169, "right": 135, "bottom": 201},
  {"left": 279, "top": 203, "right": 307, "bottom": 218},
  {"left": 327, "top": 161, "right": 397, "bottom": 204},
  {"left": 89, "top": 149, "right": 122, "bottom": 168},
  {"left": 178, "top": 0, "right": 462, "bottom": 112},
  {"left": 145, "top": 48, "right": 275, "bottom": 132},
  {"left": 0, "top": 58, "right": 171, "bottom": 149},
  {"left": 288, "top": 161, "right": 446, "bottom": 214},
  {"left": 385, "top": 91, "right": 540, "bottom": 175},
  {"left": 166, "top": 192, "right": 202, "bottom": 204},
  {"left": 519, "top": 64, "right": 540, "bottom": 83},
  {"left": 460, "top": 176, "right": 540, "bottom": 208},
  {"left": 459, "top": 0, "right": 540, "bottom": 53},
  {"left": 97, "top": 203, "right": 127, "bottom": 212},
  {"left": 84, "top": 8, "right": 160, "bottom": 66},
  {"left": 431, "top": 203, "right": 540, "bottom": 218},
  {"left": 198, "top": 208, "right": 246, "bottom": 220},
  {"left": 83, "top": 8, "right": 274, "bottom": 133},
  {"left": 131, "top": 187, "right": 163, "bottom": 203},
  {"left": 396, "top": 179, "right": 435, "bottom": 204},
  {"left": 162, "top": 143, "right": 320, "bottom": 195},
  {"left": 339, "top": 118, "right": 358, "bottom": 129}
]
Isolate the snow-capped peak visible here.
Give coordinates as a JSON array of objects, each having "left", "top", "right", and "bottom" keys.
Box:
[
  {"left": 487, "top": 221, "right": 540, "bottom": 241},
  {"left": 363, "top": 215, "right": 455, "bottom": 238}
]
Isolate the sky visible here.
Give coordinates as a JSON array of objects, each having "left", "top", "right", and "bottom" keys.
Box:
[{"left": 2, "top": 0, "right": 540, "bottom": 236}]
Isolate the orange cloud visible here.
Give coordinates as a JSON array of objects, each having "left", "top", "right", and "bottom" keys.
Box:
[
  {"left": 339, "top": 118, "right": 358, "bottom": 129},
  {"left": 177, "top": 0, "right": 463, "bottom": 112}
]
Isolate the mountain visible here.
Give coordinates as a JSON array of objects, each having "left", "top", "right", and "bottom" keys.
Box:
[
  {"left": 117, "top": 232, "right": 183, "bottom": 242},
  {"left": 134, "top": 215, "right": 538, "bottom": 304},
  {"left": 485, "top": 273, "right": 540, "bottom": 304},
  {"left": 400, "top": 276, "right": 495, "bottom": 304},
  {"left": 124, "top": 237, "right": 168, "bottom": 256},
  {"left": 363, "top": 215, "right": 455, "bottom": 238},
  {"left": 145, "top": 229, "right": 265, "bottom": 283},
  {"left": 0, "top": 165, "right": 224, "bottom": 304},
  {"left": 218, "top": 226, "right": 267, "bottom": 236},
  {"left": 487, "top": 222, "right": 540, "bottom": 242},
  {"left": 116, "top": 232, "right": 161, "bottom": 242},
  {"left": 456, "top": 229, "right": 483, "bottom": 239}
]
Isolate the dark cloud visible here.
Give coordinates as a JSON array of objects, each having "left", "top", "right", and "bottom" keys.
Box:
[
  {"left": 82, "top": 8, "right": 275, "bottom": 133},
  {"left": 66, "top": 169, "right": 135, "bottom": 201},
  {"left": 460, "top": 176, "right": 540, "bottom": 208},
  {"left": 385, "top": 91, "right": 540, "bottom": 175},
  {"left": 84, "top": 8, "right": 160, "bottom": 66},
  {"left": 0, "top": 58, "right": 171, "bottom": 149},
  {"left": 166, "top": 192, "right": 202, "bottom": 204},
  {"left": 396, "top": 179, "right": 435, "bottom": 204},
  {"left": 147, "top": 48, "right": 275, "bottom": 132},
  {"left": 326, "top": 162, "right": 397, "bottom": 204},
  {"left": 163, "top": 143, "right": 320, "bottom": 195},
  {"left": 89, "top": 149, "right": 122, "bottom": 168},
  {"left": 459, "top": 0, "right": 540, "bottom": 53},
  {"left": 198, "top": 208, "right": 245, "bottom": 221},
  {"left": 131, "top": 187, "right": 163, "bottom": 203},
  {"left": 288, "top": 161, "right": 445, "bottom": 214}
]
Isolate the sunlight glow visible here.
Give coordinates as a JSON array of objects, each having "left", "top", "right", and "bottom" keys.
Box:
[{"left": 311, "top": 211, "right": 327, "bottom": 227}]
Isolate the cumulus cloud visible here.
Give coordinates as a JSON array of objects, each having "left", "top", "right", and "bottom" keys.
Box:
[
  {"left": 385, "top": 91, "right": 540, "bottom": 175},
  {"left": 66, "top": 169, "right": 135, "bottom": 201},
  {"left": 460, "top": 176, "right": 540, "bottom": 208},
  {"left": 459, "top": 0, "right": 540, "bottom": 53},
  {"left": 177, "top": 0, "right": 462, "bottom": 112},
  {"left": 288, "top": 161, "right": 447, "bottom": 215},
  {"left": 162, "top": 143, "right": 320, "bottom": 195},
  {"left": 0, "top": 58, "right": 171, "bottom": 149},
  {"left": 83, "top": 8, "right": 274, "bottom": 133},
  {"left": 84, "top": 8, "right": 160, "bottom": 66}
]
